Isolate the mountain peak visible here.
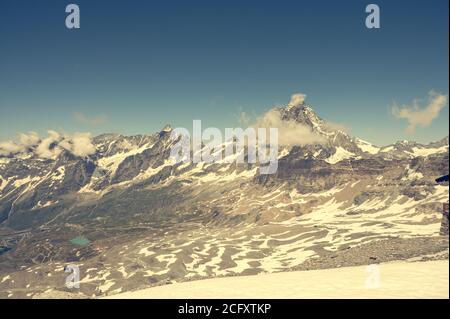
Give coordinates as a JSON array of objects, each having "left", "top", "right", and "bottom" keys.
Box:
[
  {"left": 286, "top": 101, "right": 306, "bottom": 111},
  {"left": 161, "top": 124, "right": 172, "bottom": 133},
  {"left": 279, "top": 103, "right": 324, "bottom": 131}
]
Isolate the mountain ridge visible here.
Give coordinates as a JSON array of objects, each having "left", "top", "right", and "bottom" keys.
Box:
[{"left": 0, "top": 103, "right": 448, "bottom": 298}]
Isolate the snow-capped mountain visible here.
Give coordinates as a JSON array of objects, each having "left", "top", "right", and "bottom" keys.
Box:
[
  {"left": 0, "top": 103, "right": 448, "bottom": 298},
  {"left": 278, "top": 102, "right": 449, "bottom": 162}
]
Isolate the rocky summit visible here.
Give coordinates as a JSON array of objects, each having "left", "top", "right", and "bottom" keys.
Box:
[{"left": 0, "top": 103, "right": 448, "bottom": 298}]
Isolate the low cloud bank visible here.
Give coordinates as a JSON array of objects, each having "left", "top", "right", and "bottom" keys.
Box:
[{"left": 0, "top": 131, "right": 96, "bottom": 159}]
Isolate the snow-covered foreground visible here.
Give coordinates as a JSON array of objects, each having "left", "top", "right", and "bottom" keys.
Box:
[{"left": 106, "top": 260, "right": 449, "bottom": 299}]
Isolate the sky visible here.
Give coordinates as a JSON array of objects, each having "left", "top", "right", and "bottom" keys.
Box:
[{"left": 0, "top": 0, "right": 448, "bottom": 146}]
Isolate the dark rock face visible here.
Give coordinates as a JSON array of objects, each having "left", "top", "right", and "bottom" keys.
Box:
[
  {"left": 0, "top": 246, "right": 11, "bottom": 256},
  {"left": 59, "top": 159, "right": 96, "bottom": 193},
  {"left": 106, "top": 131, "right": 175, "bottom": 185},
  {"left": 441, "top": 203, "right": 449, "bottom": 236}
]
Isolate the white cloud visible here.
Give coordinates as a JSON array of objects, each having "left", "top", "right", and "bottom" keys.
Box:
[
  {"left": 35, "top": 130, "right": 62, "bottom": 159},
  {"left": 65, "top": 132, "right": 97, "bottom": 157},
  {"left": 253, "top": 109, "right": 325, "bottom": 146},
  {"left": 0, "top": 140, "right": 24, "bottom": 156},
  {"left": 73, "top": 112, "right": 108, "bottom": 125},
  {"left": 391, "top": 91, "right": 448, "bottom": 134},
  {"left": 323, "top": 121, "right": 349, "bottom": 134},
  {"left": 0, "top": 132, "right": 41, "bottom": 156},
  {"left": 288, "top": 93, "right": 307, "bottom": 107},
  {"left": 19, "top": 132, "right": 40, "bottom": 147},
  {"left": 0, "top": 131, "right": 97, "bottom": 159}
]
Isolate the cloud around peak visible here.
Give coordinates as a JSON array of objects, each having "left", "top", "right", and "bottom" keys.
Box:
[
  {"left": 236, "top": 92, "right": 349, "bottom": 146},
  {"left": 253, "top": 108, "right": 325, "bottom": 146}
]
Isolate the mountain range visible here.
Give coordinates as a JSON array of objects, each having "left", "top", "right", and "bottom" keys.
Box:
[{"left": 0, "top": 102, "right": 448, "bottom": 298}]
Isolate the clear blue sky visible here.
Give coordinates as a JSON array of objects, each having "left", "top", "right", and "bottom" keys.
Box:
[{"left": 0, "top": 0, "right": 448, "bottom": 146}]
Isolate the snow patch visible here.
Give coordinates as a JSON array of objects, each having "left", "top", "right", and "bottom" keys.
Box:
[
  {"left": 411, "top": 146, "right": 448, "bottom": 157},
  {"left": 356, "top": 139, "right": 380, "bottom": 154},
  {"left": 98, "top": 143, "right": 155, "bottom": 175},
  {"left": 106, "top": 260, "right": 449, "bottom": 299},
  {"left": 325, "top": 147, "right": 357, "bottom": 164}
]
